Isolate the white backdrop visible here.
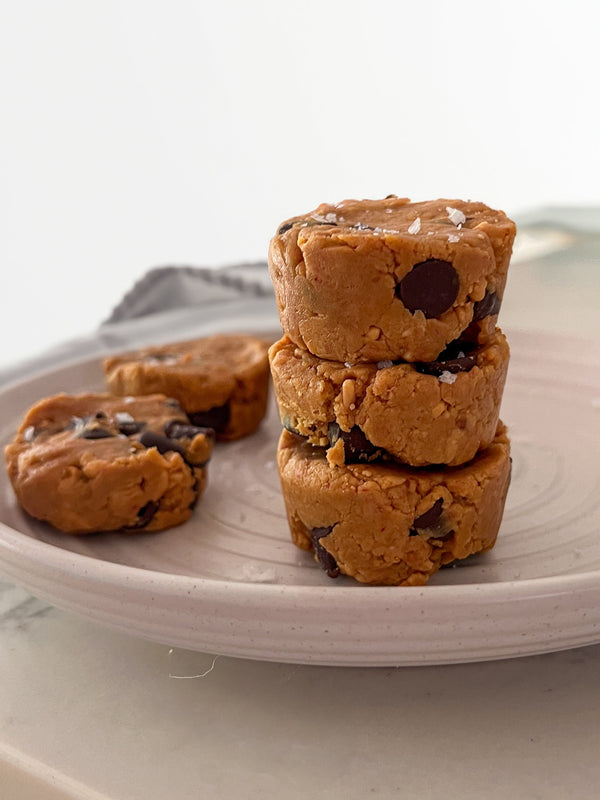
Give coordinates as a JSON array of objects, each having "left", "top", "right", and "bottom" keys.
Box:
[{"left": 1, "top": 0, "right": 599, "bottom": 367}]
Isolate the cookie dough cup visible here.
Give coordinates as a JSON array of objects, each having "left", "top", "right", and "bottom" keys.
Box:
[
  {"left": 5, "top": 393, "right": 215, "bottom": 534},
  {"left": 269, "top": 197, "right": 516, "bottom": 363},
  {"left": 269, "top": 329, "right": 509, "bottom": 467},
  {"left": 277, "top": 425, "right": 511, "bottom": 586},
  {"left": 103, "top": 333, "right": 271, "bottom": 441}
]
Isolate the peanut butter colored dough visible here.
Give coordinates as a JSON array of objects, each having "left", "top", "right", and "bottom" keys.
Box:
[
  {"left": 277, "top": 424, "right": 511, "bottom": 586},
  {"left": 269, "top": 329, "right": 509, "bottom": 467},
  {"left": 269, "top": 197, "right": 516, "bottom": 363},
  {"left": 103, "top": 334, "right": 271, "bottom": 441},
  {"left": 5, "top": 393, "right": 214, "bottom": 534}
]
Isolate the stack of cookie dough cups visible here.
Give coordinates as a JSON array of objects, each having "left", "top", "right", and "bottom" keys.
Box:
[{"left": 268, "top": 197, "right": 516, "bottom": 586}]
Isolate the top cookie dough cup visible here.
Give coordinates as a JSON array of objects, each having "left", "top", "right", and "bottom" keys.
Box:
[{"left": 269, "top": 197, "right": 516, "bottom": 363}]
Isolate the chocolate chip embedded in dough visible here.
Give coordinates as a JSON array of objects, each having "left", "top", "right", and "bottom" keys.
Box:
[
  {"left": 80, "top": 427, "right": 114, "bottom": 440},
  {"left": 278, "top": 221, "right": 295, "bottom": 234},
  {"left": 413, "top": 498, "right": 444, "bottom": 530},
  {"left": 281, "top": 417, "right": 301, "bottom": 436},
  {"left": 472, "top": 290, "right": 501, "bottom": 321},
  {"left": 415, "top": 340, "right": 477, "bottom": 377},
  {"left": 327, "top": 423, "right": 382, "bottom": 463},
  {"left": 396, "top": 259, "right": 459, "bottom": 318},
  {"left": 138, "top": 430, "right": 187, "bottom": 458},
  {"left": 188, "top": 403, "right": 230, "bottom": 434},
  {"left": 164, "top": 420, "right": 215, "bottom": 442},
  {"left": 310, "top": 526, "right": 340, "bottom": 579},
  {"left": 409, "top": 499, "right": 454, "bottom": 540},
  {"left": 128, "top": 500, "right": 159, "bottom": 529},
  {"left": 118, "top": 421, "right": 145, "bottom": 436}
]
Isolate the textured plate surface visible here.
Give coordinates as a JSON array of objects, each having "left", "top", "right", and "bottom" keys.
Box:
[{"left": 0, "top": 328, "right": 599, "bottom": 666}]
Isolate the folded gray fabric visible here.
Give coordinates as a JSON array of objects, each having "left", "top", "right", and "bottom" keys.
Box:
[{"left": 104, "top": 262, "right": 272, "bottom": 324}]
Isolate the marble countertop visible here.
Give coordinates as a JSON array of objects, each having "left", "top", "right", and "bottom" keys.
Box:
[{"left": 2, "top": 213, "right": 600, "bottom": 799}]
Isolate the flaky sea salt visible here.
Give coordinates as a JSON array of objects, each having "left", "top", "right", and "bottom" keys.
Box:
[
  {"left": 374, "top": 226, "right": 399, "bottom": 235},
  {"left": 115, "top": 411, "right": 134, "bottom": 424},
  {"left": 446, "top": 206, "right": 466, "bottom": 227},
  {"left": 311, "top": 212, "right": 338, "bottom": 224},
  {"left": 376, "top": 360, "right": 394, "bottom": 369},
  {"left": 407, "top": 217, "right": 421, "bottom": 234},
  {"left": 438, "top": 370, "right": 457, "bottom": 384},
  {"left": 23, "top": 425, "right": 35, "bottom": 442},
  {"left": 448, "top": 233, "right": 460, "bottom": 243}
]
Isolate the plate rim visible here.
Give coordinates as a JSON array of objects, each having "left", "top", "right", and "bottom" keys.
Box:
[{"left": 1, "top": 326, "right": 600, "bottom": 666}]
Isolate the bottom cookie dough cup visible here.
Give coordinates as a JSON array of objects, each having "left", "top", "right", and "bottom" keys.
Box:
[
  {"left": 269, "top": 329, "right": 510, "bottom": 467},
  {"left": 5, "top": 393, "right": 215, "bottom": 534},
  {"left": 103, "top": 333, "right": 271, "bottom": 442},
  {"left": 276, "top": 424, "right": 511, "bottom": 586}
]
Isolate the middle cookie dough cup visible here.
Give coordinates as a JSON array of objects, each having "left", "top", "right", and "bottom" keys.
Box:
[
  {"left": 277, "top": 425, "right": 512, "bottom": 586},
  {"left": 269, "top": 329, "right": 509, "bottom": 468}
]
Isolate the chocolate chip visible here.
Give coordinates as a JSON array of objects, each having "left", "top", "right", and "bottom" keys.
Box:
[
  {"left": 413, "top": 498, "right": 444, "bottom": 529},
  {"left": 164, "top": 420, "right": 215, "bottom": 442},
  {"left": 188, "top": 403, "right": 230, "bottom": 434},
  {"left": 415, "top": 340, "right": 477, "bottom": 377},
  {"left": 80, "top": 427, "right": 114, "bottom": 440},
  {"left": 328, "top": 423, "right": 382, "bottom": 463},
  {"left": 118, "top": 421, "right": 145, "bottom": 436},
  {"left": 278, "top": 221, "right": 295, "bottom": 234},
  {"left": 396, "top": 259, "right": 459, "bottom": 318},
  {"left": 409, "top": 499, "right": 454, "bottom": 540},
  {"left": 472, "top": 290, "right": 501, "bottom": 321},
  {"left": 94, "top": 411, "right": 107, "bottom": 419},
  {"left": 138, "top": 430, "right": 187, "bottom": 458},
  {"left": 128, "top": 500, "right": 159, "bottom": 529},
  {"left": 310, "top": 526, "right": 340, "bottom": 578},
  {"left": 282, "top": 417, "right": 301, "bottom": 435}
]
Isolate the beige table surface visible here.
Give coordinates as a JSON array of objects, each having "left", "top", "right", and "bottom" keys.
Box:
[{"left": 1, "top": 212, "right": 600, "bottom": 800}]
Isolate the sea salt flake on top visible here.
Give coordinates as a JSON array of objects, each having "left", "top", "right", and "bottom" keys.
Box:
[
  {"left": 373, "top": 226, "right": 399, "bottom": 235},
  {"left": 448, "top": 233, "right": 460, "bottom": 243},
  {"left": 446, "top": 206, "right": 466, "bottom": 227},
  {"left": 312, "top": 212, "right": 338, "bottom": 224},
  {"left": 407, "top": 217, "right": 421, "bottom": 234}
]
